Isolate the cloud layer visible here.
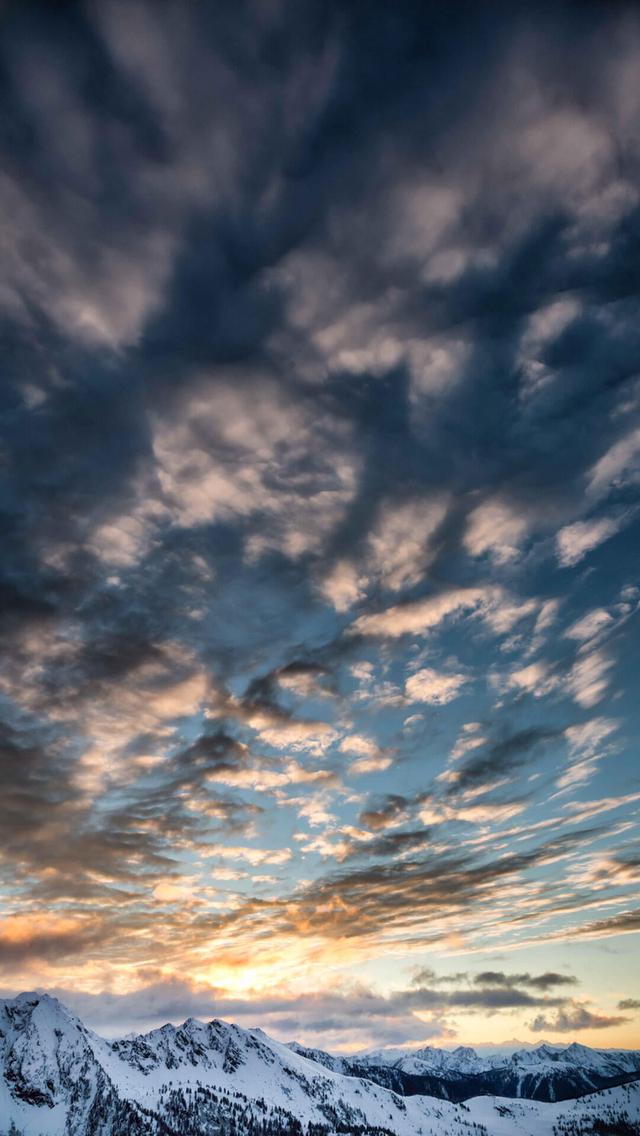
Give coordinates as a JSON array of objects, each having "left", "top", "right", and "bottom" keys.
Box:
[{"left": 0, "top": 0, "right": 639, "bottom": 1050}]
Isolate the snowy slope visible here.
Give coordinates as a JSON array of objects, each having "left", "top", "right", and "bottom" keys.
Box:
[
  {"left": 0, "top": 994, "right": 475, "bottom": 1136},
  {"left": 465, "top": 1079, "right": 640, "bottom": 1135},
  {"left": 1, "top": 992, "right": 639, "bottom": 1136},
  {"left": 102, "top": 1015, "right": 468, "bottom": 1134},
  {"left": 0, "top": 993, "right": 156, "bottom": 1136}
]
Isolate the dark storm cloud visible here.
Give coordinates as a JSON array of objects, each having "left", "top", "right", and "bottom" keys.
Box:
[
  {"left": 0, "top": 717, "right": 78, "bottom": 840},
  {"left": 0, "top": 0, "right": 637, "bottom": 655},
  {"left": 0, "top": 719, "right": 153, "bottom": 905}
]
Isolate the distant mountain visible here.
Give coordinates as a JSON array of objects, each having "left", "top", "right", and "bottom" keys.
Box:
[
  {"left": 325, "top": 1038, "right": 640, "bottom": 1102},
  {"left": 1, "top": 992, "right": 640, "bottom": 1136}
]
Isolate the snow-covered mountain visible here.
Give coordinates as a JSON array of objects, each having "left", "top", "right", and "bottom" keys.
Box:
[
  {"left": 343, "top": 1039, "right": 640, "bottom": 1102},
  {"left": 290, "top": 1036, "right": 640, "bottom": 1104},
  {"left": 0, "top": 993, "right": 474, "bottom": 1136},
  {"left": 0, "top": 993, "right": 156, "bottom": 1136},
  {"left": 1, "top": 992, "right": 640, "bottom": 1136},
  {"left": 360, "top": 1044, "right": 487, "bottom": 1076}
]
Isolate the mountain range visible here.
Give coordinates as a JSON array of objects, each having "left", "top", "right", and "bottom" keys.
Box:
[
  {"left": 290, "top": 1036, "right": 640, "bottom": 1103},
  {"left": 1, "top": 992, "right": 639, "bottom": 1136}
]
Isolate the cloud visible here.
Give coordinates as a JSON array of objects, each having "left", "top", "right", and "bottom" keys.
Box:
[
  {"left": 34, "top": 967, "right": 584, "bottom": 1049},
  {"left": 529, "top": 1001, "right": 629, "bottom": 1033},
  {"left": 564, "top": 717, "right": 619, "bottom": 757},
  {"left": 405, "top": 667, "right": 469, "bottom": 705},
  {"left": 567, "top": 649, "right": 614, "bottom": 708},
  {"left": 588, "top": 427, "right": 640, "bottom": 499},
  {"left": 557, "top": 716, "right": 619, "bottom": 788},
  {"left": 207, "top": 757, "right": 337, "bottom": 792},
  {"left": 473, "top": 971, "right": 578, "bottom": 992},
  {"left": 0, "top": 914, "right": 108, "bottom": 966},
  {"left": 320, "top": 559, "right": 365, "bottom": 612},
  {"left": 564, "top": 608, "right": 614, "bottom": 642},
  {"left": 340, "top": 734, "right": 392, "bottom": 775},
  {"left": 504, "top": 661, "right": 558, "bottom": 698},
  {"left": 518, "top": 297, "right": 582, "bottom": 398},
  {"left": 261, "top": 827, "right": 604, "bottom": 953},
  {"left": 0, "top": 98, "right": 175, "bottom": 349},
  {"left": 352, "top": 586, "right": 495, "bottom": 638},
  {"left": 318, "top": 496, "right": 453, "bottom": 613},
  {"left": 203, "top": 846, "right": 292, "bottom": 867},
  {"left": 464, "top": 498, "right": 530, "bottom": 564},
  {"left": 0, "top": 0, "right": 638, "bottom": 1026},
  {"left": 96, "top": 375, "right": 361, "bottom": 569},
  {"left": 545, "top": 909, "right": 640, "bottom": 942},
  {"left": 556, "top": 517, "right": 621, "bottom": 567},
  {"left": 365, "top": 495, "right": 449, "bottom": 591},
  {"left": 36, "top": 978, "right": 458, "bottom": 1050},
  {"left": 446, "top": 727, "right": 561, "bottom": 793}
]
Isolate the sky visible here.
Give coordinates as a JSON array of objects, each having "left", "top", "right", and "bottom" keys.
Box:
[{"left": 0, "top": 0, "right": 639, "bottom": 1053}]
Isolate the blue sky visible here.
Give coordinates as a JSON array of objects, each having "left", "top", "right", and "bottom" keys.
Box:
[{"left": 0, "top": 0, "right": 639, "bottom": 1050}]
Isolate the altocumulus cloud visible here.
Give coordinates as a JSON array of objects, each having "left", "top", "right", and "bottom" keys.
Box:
[{"left": 0, "top": 0, "right": 639, "bottom": 1047}]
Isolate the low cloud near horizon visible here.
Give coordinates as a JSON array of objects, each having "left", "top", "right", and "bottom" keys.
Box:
[{"left": 5, "top": 967, "right": 623, "bottom": 1053}]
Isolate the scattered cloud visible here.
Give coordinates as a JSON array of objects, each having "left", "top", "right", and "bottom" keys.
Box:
[
  {"left": 352, "top": 587, "right": 496, "bottom": 639},
  {"left": 0, "top": 0, "right": 638, "bottom": 1040},
  {"left": 405, "top": 667, "right": 469, "bottom": 705},
  {"left": 556, "top": 517, "right": 621, "bottom": 567},
  {"left": 567, "top": 650, "right": 615, "bottom": 708},
  {"left": 588, "top": 428, "right": 640, "bottom": 500}
]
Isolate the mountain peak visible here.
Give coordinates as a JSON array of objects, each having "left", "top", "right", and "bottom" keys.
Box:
[
  {"left": 1, "top": 993, "right": 640, "bottom": 1136},
  {"left": 12, "top": 990, "right": 64, "bottom": 1012},
  {"left": 2, "top": 989, "right": 83, "bottom": 1035},
  {"left": 452, "top": 1044, "right": 479, "bottom": 1060}
]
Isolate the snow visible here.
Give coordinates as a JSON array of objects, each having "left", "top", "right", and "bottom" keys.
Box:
[
  {"left": 1, "top": 991, "right": 639, "bottom": 1136},
  {"left": 466, "top": 1080, "right": 640, "bottom": 1135}
]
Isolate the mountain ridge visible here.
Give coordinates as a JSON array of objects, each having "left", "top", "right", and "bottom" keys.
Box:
[
  {"left": 1, "top": 992, "right": 640, "bottom": 1136},
  {"left": 289, "top": 1034, "right": 640, "bottom": 1102}
]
